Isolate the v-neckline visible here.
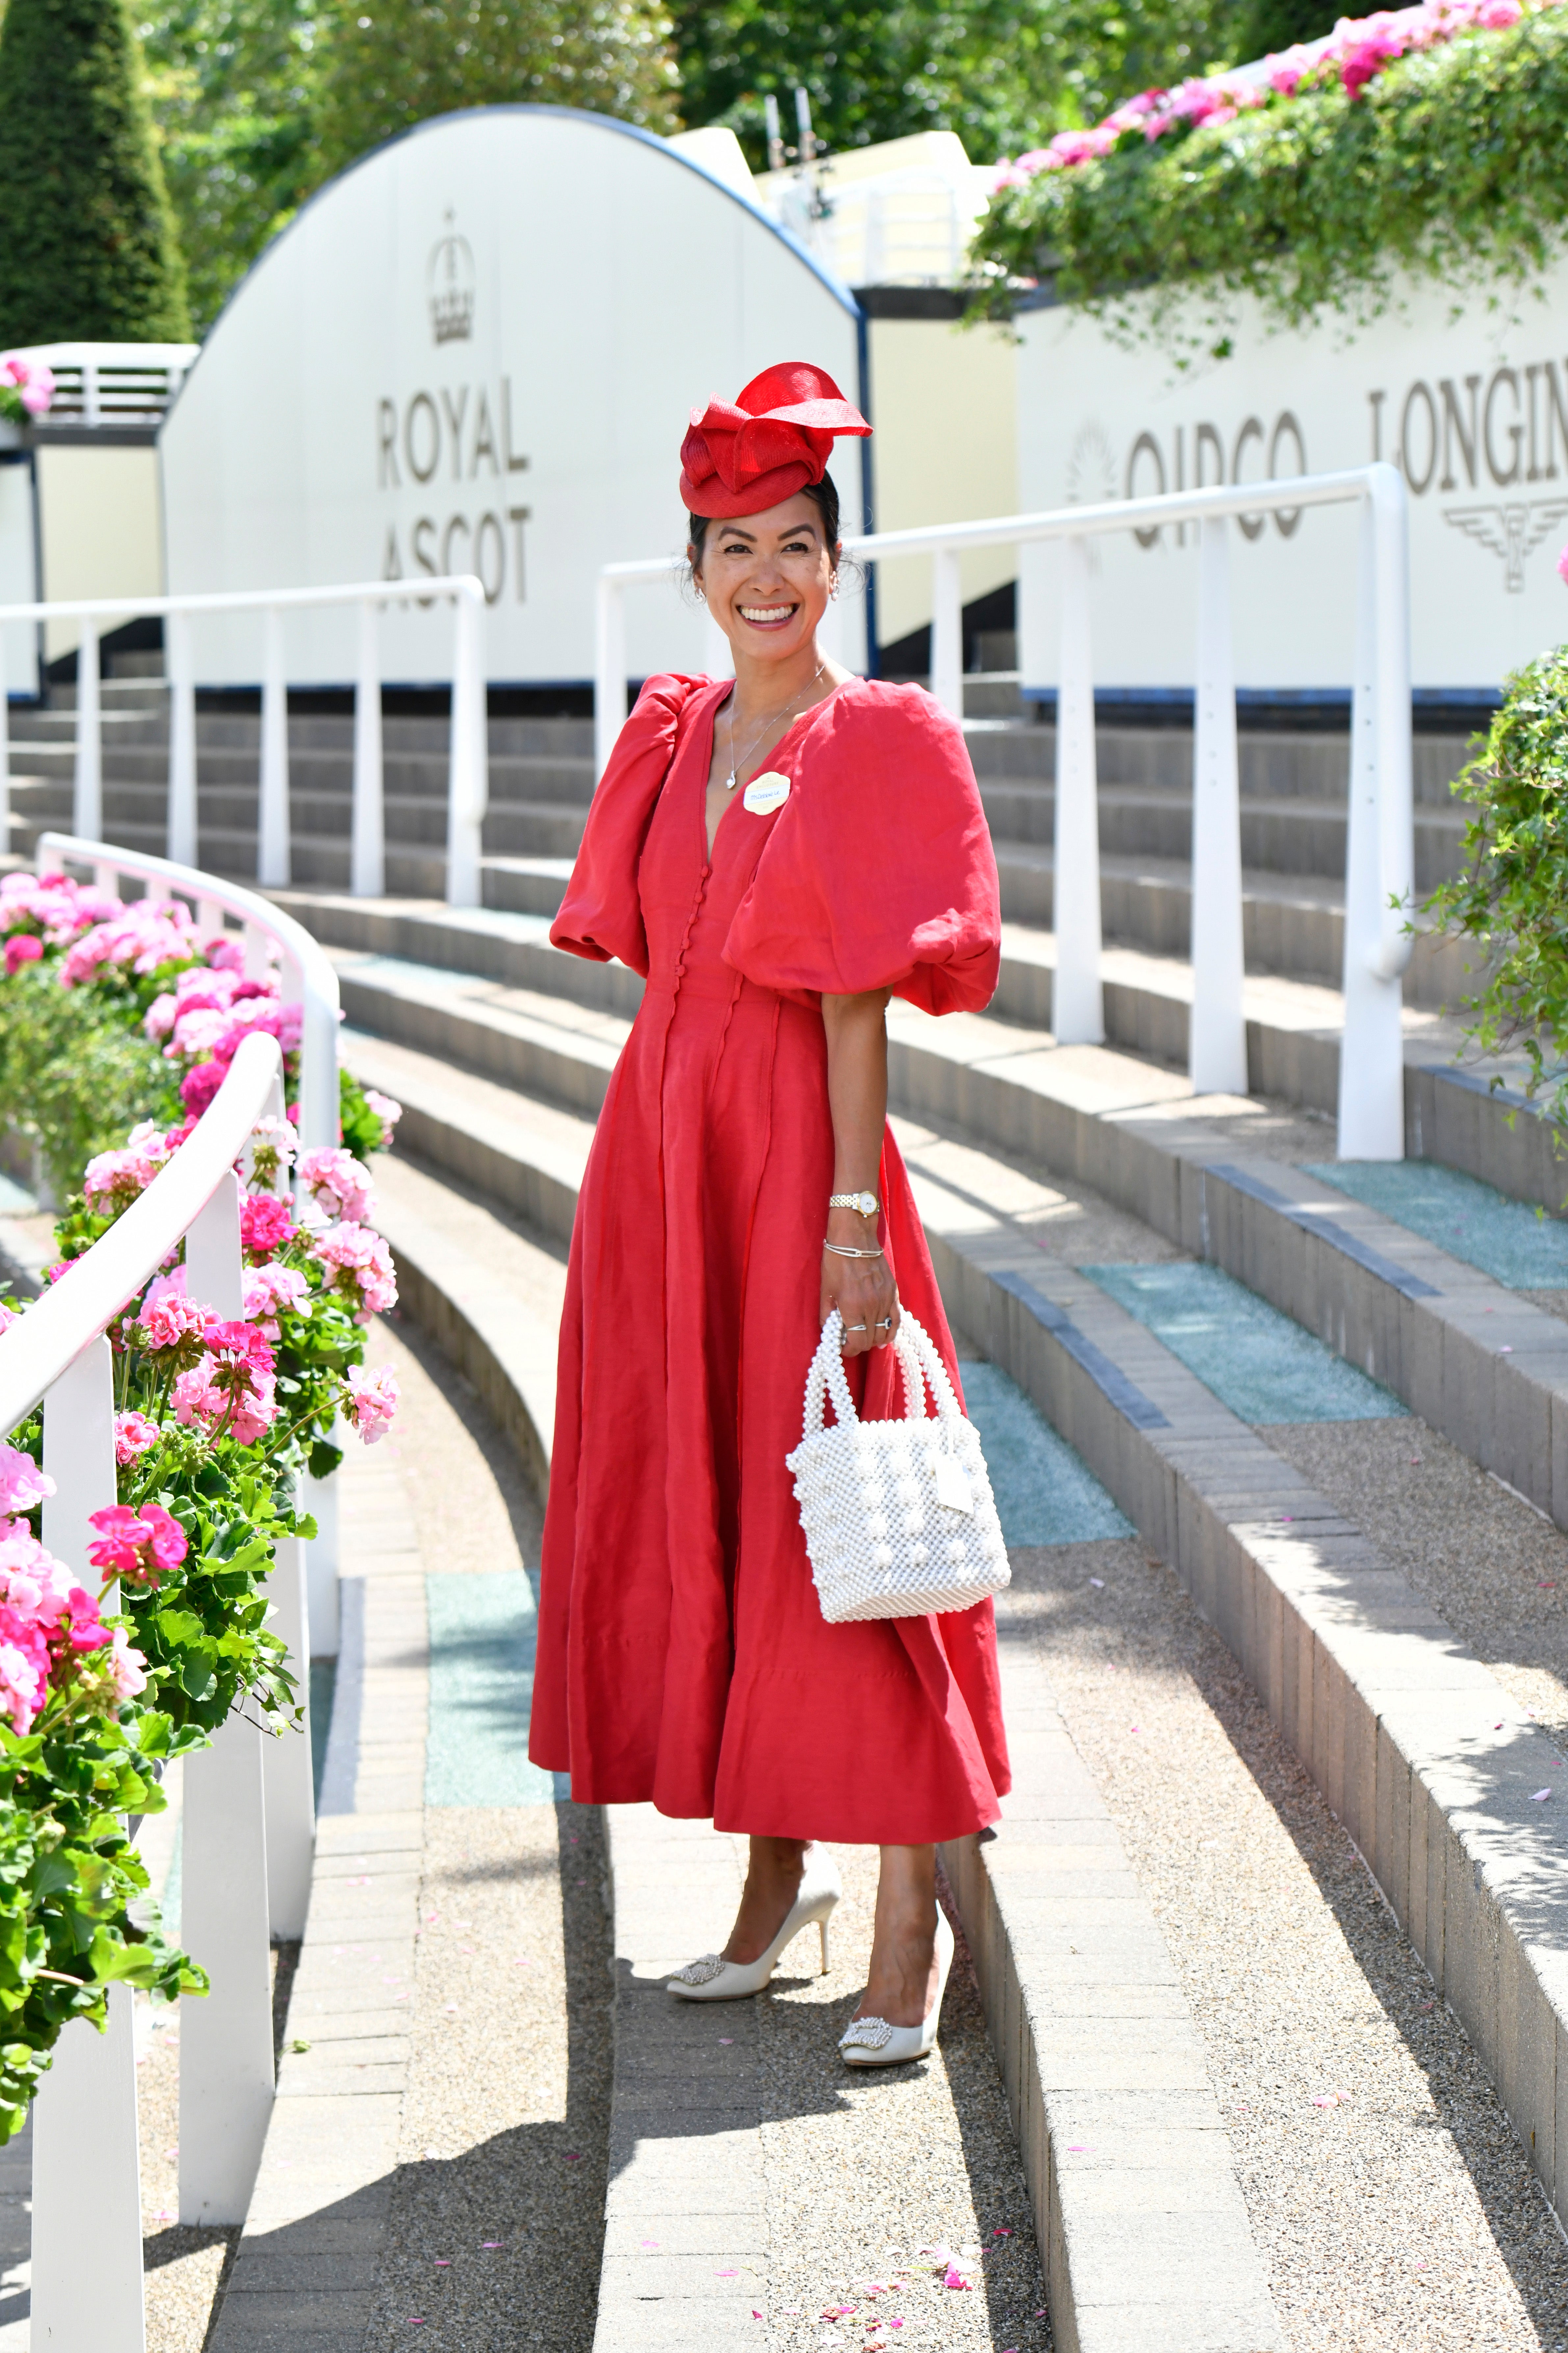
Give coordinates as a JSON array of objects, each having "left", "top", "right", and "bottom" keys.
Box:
[{"left": 700, "top": 679, "right": 849, "bottom": 867}]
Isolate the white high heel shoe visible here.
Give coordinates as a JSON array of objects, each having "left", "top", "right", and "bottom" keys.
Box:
[
  {"left": 667, "top": 1844, "right": 842, "bottom": 2001},
  {"left": 838, "top": 1905, "right": 954, "bottom": 2066}
]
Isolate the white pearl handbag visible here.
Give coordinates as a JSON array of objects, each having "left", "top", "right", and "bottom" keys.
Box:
[{"left": 786, "top": 1309, "right": 1011, "bottom": 1623}]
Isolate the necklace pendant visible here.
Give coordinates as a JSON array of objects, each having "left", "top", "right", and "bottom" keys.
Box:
[{"left": 723, "top": 771, "right": 737, "bottom": 791}]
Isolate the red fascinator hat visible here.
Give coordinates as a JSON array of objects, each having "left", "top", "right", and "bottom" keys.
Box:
[{"left": 680, "top": 361, "right": 871, "bottom": 519}]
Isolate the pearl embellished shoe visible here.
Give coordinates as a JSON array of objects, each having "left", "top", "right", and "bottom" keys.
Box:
[
  {"left": 667, "top": 1844, "right": 842, "bottom": 2001},
  {"left": 838, "top": 1906, "right": 954, "bottom": 2067}
]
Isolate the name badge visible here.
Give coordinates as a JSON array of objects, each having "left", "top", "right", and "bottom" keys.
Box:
[
  {"left": 743, "top": 771, "right": 791, "bottom": 815},
  {"left": 932, "top": 1450, "right": 974, "bottom": 1516}
]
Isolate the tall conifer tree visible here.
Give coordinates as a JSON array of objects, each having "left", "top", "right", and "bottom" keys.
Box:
[{"left": 0, "top": 0, "right": 192, "bottom": 344}]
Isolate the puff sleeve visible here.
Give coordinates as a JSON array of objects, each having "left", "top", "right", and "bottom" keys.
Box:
[
  {"left": 549, "top": 674, "right": 706, "bottom": 975},
  {"left": 722, "top": 682, "right": 1000, "bottom": 1015}
]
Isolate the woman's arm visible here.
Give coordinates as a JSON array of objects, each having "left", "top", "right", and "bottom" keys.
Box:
[{"left": 819, "top": 988, "right": 900, "bottom": 1357}]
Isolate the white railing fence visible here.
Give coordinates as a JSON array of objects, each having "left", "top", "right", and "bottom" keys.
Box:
[
  {"left": 0, "top": 1030, "right": 304, "bottom": 2347},
  {"left": 37, "top": 831, "right": 345, "bottom": 1656},
  {"left": 597, "top": 463, "right": 1413, "bottom": 1162},
  {"left": 0, "top": 574, "right": 490, "bottom": 909},
  {"left": 9, "top": 341, "right": 202, "bottom": 427}
]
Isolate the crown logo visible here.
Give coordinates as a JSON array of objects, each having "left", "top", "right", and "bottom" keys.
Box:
[{"left": 429, "top": 218, "right": 475, "bottom": 345}]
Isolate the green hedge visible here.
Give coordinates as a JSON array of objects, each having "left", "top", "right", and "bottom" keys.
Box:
[{"left": 969, "top": 8, "right": 1568, "bottom": 337}]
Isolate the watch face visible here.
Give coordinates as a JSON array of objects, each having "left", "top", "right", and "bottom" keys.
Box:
[{"left": 856, "top": 1192, "right": 878, "bottom": 1217}]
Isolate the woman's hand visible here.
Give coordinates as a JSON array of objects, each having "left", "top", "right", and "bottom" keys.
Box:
[
  {"left": 819, "top": 987, "right": 899, "bottom": 1357},
  {"left": 821, "top": 1221, "right": 900, "bottom": 1357}
]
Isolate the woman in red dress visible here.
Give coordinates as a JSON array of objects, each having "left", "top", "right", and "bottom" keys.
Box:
[{"left": 528, "top": 362, "right": 1009, "bottom": 2064}]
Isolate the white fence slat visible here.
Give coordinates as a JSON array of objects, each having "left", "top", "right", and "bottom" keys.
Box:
[
  {"left": 178, "top": 1711, "right": 274, "bottom": 2224},
  {"left": 176, "top": 1164, "right": 277, "bottom": 2219},
  {"left": 262, "top": 1535, "right": 314, "bottom": 1939},
  {"left": 33, "top": 1335, "right": 145, "bottom": 2349},
  {"left": 31, "top": 1991, "right": 144, "bottom": 2349},
  {"left": 1051, "top": 534, "right": 1104, "bottom": 1046},
  {"left": 1189, "top": 515, "right": 1248, "bottom": 1098}
]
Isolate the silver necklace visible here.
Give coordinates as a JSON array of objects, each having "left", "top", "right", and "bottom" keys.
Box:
[{"left": 722, "top": 662, "right": 826, "bottom": 792}]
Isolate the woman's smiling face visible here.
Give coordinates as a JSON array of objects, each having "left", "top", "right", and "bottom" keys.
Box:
[{"left": 690, "top": 493, "right": 837, "bottom": 667}]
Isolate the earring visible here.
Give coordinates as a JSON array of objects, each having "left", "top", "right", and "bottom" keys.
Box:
[
  {"left": 695, "top": 586, "right": 706, "bottom": 602},
  {"left": 829, "top": 577, "right": 840, "bottom": 601}
]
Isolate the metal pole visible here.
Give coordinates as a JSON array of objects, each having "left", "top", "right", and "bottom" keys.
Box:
[
  {"left": 351, "top": 600, "right": 383, "bottom": 898},
  {"left": 166, "top": 610, "right": 197, "bottom": 864},
  {"left": 1189, "top": 516, "right": 1247, "bottom": 1097},
  {"left": 594, "top": 574, "right": 627, "bottom": 781},
  {"left": 74, "top": 615, "right": 101, "bottom": 842},
  {"left": 258, "top": 606, "right": 290, "bottom": 888},
  {"left": 929, "top": 547, "right": 964, "bottom": 721},
  {"left": 1051, "top": 535, "right": 1103, "bottom": 1045},
  {"left": 32, "top": 1335, "right": 145, "bottom": 2353},
  {"left": 445, "top": 585, "right": 486, "bottom": 910},
  {"left": 1337, "top": 484, "right": 1408, "bottom": 1161},
  {"left": 180, "top": 1171, "right": 275, "bottom": 2226}
]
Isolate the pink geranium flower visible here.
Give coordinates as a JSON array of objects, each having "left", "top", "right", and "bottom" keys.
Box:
[
  {"left": 113, "top": 1410, "right": 162, "bottom": 1465},
  {"left": 311, "top": 1221, "right": 397, "bottom": 1319},
  {"left": 242, "top": 1262, "right": 310, "bottom": 1339},
  {"left": 298, "top": 1146, "right": 377, "bottom": 1225},
  {"left": 138, "top": 1290, "right": 208, "bottom": 1353},
  {"left": 0, "top": 1444, "right": 54, "bottom": 1518},
  {"left": 4, "top": 935, "right": 41, "bottom": 977},
  {"left": 240, "top": 1193, "right": 295, "bottom": 1258},
  {"left": 87, "top": 1502, "right": 188, "bottom": 1588},
  {"left": 346, "top": 1363, "right": 399, "bottom": 1443}
]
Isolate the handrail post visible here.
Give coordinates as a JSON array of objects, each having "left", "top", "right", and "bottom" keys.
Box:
[
  {"left": 929, "top": 547, "right": 963, "bottom": 720},
  {"left": 595, "top": 573, "right": 626, "bottom": 780},
  {"left": 446, "top": 582, "right": 486, "bottom": 909},
  {"left": 180, "top": 1169, "right": 275, "bottom": 2226},
  {"left": 166, "top": 610, "right": 197, "bottom": 864},
  {"left": 1338, "top": 478, "right": 1409, "bottom": 1161},
  {"left": 1052, "top": 535, "right": 1103, "bottom": 1045},
  {"left": 351, "top": 600, "right": 384, "bottom": 897},
  {"left": 1189, "top": 516, "right": 1247, "bottom": 1097},
  {"left": 258, "top": 606, "right": 291, "bottom": 888},
  {"left": 32, "top": 1335, "right": 145, "bottom": 2353},
  {"left": 74, "top": 616, "right": 102, "bottom": 841}
]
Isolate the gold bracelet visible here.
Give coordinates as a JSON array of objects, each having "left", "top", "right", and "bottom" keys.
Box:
[{"left": 823, "top": 1240, "right": 885, "bottom": 1260}]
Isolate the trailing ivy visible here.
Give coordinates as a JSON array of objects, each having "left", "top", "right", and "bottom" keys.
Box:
[{"left": 968, "top": 7, "right": 1568, "bottom": 340}]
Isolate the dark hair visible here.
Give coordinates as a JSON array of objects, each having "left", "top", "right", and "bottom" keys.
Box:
[{"left": 687, "top": 473, "right": 841, "bottom": 565}]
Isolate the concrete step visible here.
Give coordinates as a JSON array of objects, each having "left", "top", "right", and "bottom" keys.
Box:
[
  {"left": 346, "top": 1002, "right": 1568, "bottom": 2273},
  {"left": 309, "top": 912, "right": 1568, "bottom": 1525},
  {"left": 981, "top": 781, "right": 1465, "bottom": 889},
  {"left": 967, "top": 719, "right": 1473, "bottom": 808}
]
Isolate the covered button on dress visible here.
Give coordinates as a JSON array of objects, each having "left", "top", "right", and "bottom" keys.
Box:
[{"left": 527, "top": 672, "right": 1011, "bottom": 1843}]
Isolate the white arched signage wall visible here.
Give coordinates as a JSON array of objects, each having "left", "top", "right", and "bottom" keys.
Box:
[
  {"left": 1016, "top": 259, "right": 1568, "bottom": 697},
  {"left": 158, "top": 107, "right": 867, "bottom": 687}
]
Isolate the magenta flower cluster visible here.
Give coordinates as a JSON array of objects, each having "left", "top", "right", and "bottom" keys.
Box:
[
  {"left": 992, "top": 0, "right": 1553, "bottom": 185},
  {"left": 0, "top": 1448, "right": 147, "bottom": 1735}
]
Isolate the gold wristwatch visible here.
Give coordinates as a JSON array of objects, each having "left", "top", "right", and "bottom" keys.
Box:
[{"left": 829, "top": 1191, "right": 880, "bottom": 1219}]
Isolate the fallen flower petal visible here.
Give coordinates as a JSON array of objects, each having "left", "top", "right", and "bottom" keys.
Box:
[{"left": 1531, "top": 1788, "right": 1553, "bottom": 1801}]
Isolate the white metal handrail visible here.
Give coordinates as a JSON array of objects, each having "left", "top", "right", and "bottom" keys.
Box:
[
  {"left": 36, "top": 831, "right": 342, "bottom": 1153},
  {"left": 0, "top": 574, "right": 490, "bottom": 909},
  {"left": 595, "top": 462, "right": 1412, "bottom": 1160},
  {"left": 0, "top": 1031, "right": 308, "bottom": 2345}
]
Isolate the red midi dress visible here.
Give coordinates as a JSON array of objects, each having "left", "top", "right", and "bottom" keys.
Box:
[{"left": 527, "top": 672, "right": 1011, "bottom": 1843}]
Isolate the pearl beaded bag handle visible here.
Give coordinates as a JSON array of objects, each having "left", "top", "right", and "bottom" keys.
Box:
[{"left": 787, "top": 1309, "right": 1010, "bottom": 1624}]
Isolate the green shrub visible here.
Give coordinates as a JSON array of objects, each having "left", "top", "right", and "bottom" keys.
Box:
[
  {"left": 1424, "top": 643, "right": 1568, "bottom": 1143},
  {"left": 0, "top": 0, "right": 191, "bottom": 343},
  {"left": 968, "top": 7, "right": 1568, "bottom": 340},
  {"left": 0, "top": 965, "right": 179, "bottom": 1205}
]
